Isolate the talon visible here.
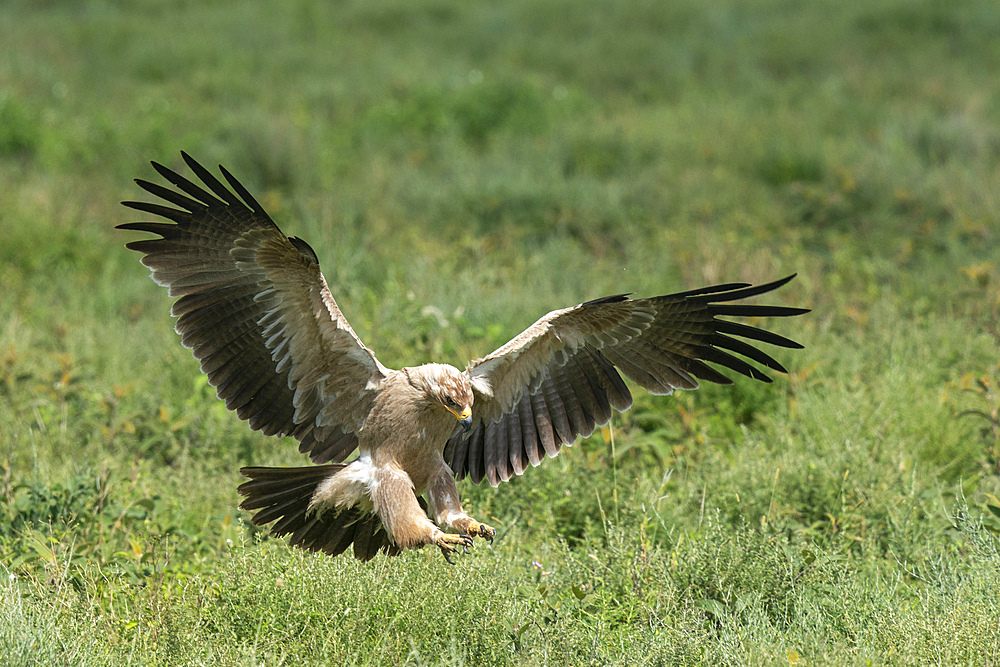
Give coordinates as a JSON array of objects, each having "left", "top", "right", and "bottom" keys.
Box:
[
  {"left": 436, "top": 533, "right": 472, "bottom": 563},
  {"left": 472, "top": 521, "right": 497, "bottom": 543}
]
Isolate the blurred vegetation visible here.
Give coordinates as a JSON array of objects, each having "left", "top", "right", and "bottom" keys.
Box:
[{"left": 2, "top": 0, "right": 999, "bottom": 663}]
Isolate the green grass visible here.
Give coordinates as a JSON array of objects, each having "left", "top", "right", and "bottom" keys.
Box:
[{"left": 2, "top": 0, "right": 1000, "bottom": 663}]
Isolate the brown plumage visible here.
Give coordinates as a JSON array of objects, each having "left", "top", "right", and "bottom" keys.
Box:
[{"left": 119, "top": 152, "right": 809, "bottom": 562}]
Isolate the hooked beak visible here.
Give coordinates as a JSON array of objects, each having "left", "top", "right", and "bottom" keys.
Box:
[{"left": 458, "top": 406, "right": 472, "bottom": 432}]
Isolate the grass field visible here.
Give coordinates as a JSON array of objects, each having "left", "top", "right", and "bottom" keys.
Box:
[{"left": 2, "top": 0, "right": 1000, "bottom": 664}]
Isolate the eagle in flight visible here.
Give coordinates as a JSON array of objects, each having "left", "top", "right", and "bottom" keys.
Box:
[{"left": 119, "top": 152, "right": 808, "bottom": 562}]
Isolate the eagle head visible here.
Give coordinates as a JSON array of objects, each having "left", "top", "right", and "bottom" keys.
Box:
[{"left": 407, "top": 363, "right": 474, "bottom": 431}]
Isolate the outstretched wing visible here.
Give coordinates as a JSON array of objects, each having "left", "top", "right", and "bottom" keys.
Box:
[
  {"left": 119, "top": 152, "right": 389, "bottom": 463},
  {"left": 444, "top": 276, "right": 808, "bottom": 486}
]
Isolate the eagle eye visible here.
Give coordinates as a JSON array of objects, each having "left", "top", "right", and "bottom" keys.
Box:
[{"left": 444, "top": 395, "right": 458, "bottom": 408}]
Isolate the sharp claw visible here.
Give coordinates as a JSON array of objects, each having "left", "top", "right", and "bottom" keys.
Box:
[{"left": 438, "top": 534, "right": 475, "bottom": 563}]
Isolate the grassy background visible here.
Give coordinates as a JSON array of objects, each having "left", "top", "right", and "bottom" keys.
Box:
[{"left": 2, "top": 0, "right": 1000, "bottom": 663}]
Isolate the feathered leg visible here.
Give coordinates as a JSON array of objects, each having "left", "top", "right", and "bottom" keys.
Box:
[
  {"left": 368, "top": 464, "right": 473, "bottom": 562},
  {"left": 426, "top": 462, "right": 496, "bottom": 544}
]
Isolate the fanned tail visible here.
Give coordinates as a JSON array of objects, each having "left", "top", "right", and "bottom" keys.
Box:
[{"left": 238, "top": 465, "right": 399, "bottom": 561}]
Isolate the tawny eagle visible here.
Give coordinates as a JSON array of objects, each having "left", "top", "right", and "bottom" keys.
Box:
[{"left": 119, "top": 152, "right": 808, "bottom": 562}]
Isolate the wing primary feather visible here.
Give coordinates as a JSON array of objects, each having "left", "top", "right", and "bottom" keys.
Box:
[
  {"left": 690, "top": 274, "right": 797, "bottom": 303},
  {"left": 679, "top": 357, "right": 735, "bottom": 385},
  {"left": 120, "top": 201, "right": 191, "bottom": 224},
  {"left": 602, "top": 348, "right": 673, "bottom": 394},
  {"left": 115, "top": 221, "right": 181, "bottom": 236},
  {"left": 180, "top": 151, "right": 247, "bottom": 208},
  {"left": 669, "top": 282, "right": 751, "bottom": 298},
  {"left": 697, "top": 346, "right": 773, "bottom": 382},
  {"left": 219, "top": 163, "right": 266, "bottom": 214},
  {"left": 133, "top": 178, "right": 206, "bottom": 212},
  {"left": 713, "top": 320, "right": 804, "bottom": 349},
  {"left": 710, "top": 333, "right": 788, "bottom": 373},
  {"left": 708, "top": 304, "right": 811, "bottom": 318},
  {"left": 150, "top": 160, "right": 224, "bottom": 207}
]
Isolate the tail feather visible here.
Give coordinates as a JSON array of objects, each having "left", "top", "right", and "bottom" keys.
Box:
[
  {"left": 238, "top": 465, "right": 401, "bottom": 561},
  {"left": 352, "top": 514, "right": 388, "bottom": 561},
  {"left": 253, "top": 496, "right": 312, "bottom": 527},
  {"left": 239, "top": 480, "right": 326, "bottom": 511},
  {"left": 325, "top": 518, "right": 360, "bottom": 557},
  {"left": 289, "top": 516, "right": 325, "bottom": 548}
]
